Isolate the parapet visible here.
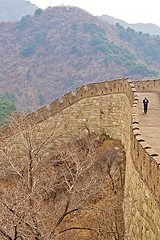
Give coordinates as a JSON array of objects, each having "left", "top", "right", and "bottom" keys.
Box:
[
  {"left": 130, "top": 80, "right": 160, "bottom": 202},
  {"left": 0, "top": 78, "right": 131, "bottom": 139},
  {"left": 134, "top": 79, "right": 160, "bottom": 92}
]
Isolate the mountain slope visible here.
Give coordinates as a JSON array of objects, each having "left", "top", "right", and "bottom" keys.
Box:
[
  {"left": 0, "top": 6, "right": 160, "bottom": 113},
  {"left": 0, "top": 0, "right": 38, "bottom": 22},
  {"left": 99, "top": 15, "right": 160, "bottom": 36}
]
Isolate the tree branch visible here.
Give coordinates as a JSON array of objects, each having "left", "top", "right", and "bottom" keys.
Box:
[
  {"left": 59, "top": 226, "right": 95, "bottom": 234},
  {"left": 54, "top": 199, "right": 70, "bottom": 228},
  {"left": 0, "top": 227, "right": 12, "bottom": 240},
  {"left": 2, "top": 201, "right": 35, "bottom": 235}
]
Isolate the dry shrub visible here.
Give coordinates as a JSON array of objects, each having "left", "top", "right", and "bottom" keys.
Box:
[{"left": 0, "top": 121, "right": 125, "bottom": 240}]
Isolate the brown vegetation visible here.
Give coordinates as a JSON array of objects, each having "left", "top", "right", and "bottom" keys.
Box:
[
  {"left": 0, "top": 117, "right": 125, "bottom": 240},
  {"left": 0, "top": 6, "right": 159, "bottom": 113}
]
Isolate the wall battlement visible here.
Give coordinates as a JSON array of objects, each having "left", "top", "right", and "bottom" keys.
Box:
[{"left": 0, "top": 78, "right": 160, "bottom": 239}]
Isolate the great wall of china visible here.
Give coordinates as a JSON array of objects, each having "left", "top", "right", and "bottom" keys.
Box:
[{"left": 0, "top": 78, "right": 160, "bottom": 239}]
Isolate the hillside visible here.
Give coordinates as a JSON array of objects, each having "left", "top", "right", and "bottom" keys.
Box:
[
  {"left": 99, "top": 15, "right": 160, "bottom": 36},
  {"left": 0, "top": 6, "right": 160, "bottom": 114},
  {"left": 0, "top": 0, "right": 38, "bottom": 22}
]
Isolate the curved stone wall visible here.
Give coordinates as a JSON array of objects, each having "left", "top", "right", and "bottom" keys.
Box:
[
  {"left": 125, "top": 80, "right": 160, "bottom": 239},
  {"left": 0, "top": 78, "right": 160, "bottom": 239}
]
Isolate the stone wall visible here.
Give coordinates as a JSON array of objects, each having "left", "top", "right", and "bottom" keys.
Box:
[
  {"left": 134, "top": 79, "right": 160, "bottom": 92},
  {"left": 125, "top": 79, "right": 160, "bottom": 239},
  {"left": 0, "top": 78, "right": 160, "bottom": 239}
]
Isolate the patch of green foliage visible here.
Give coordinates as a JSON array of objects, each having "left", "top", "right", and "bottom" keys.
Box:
[
  {"left": 116, "top": 23, "right": 160, "bottom": 62},
  {"left": 0, "top": 93, "right": 16, "bottom": 126},
  {"left": 83, "top": 23, "right": 105, "bottom": 35},
  {"left": 38, "top": 94, "right": 45, "bottom": 106},
  {"left": 83, "top": 22, "right": 136, "bottom": 65},
  {"left": 83, "top": 22, "right": 159, "bottom": 77},
  {"left": 34, "top": 8, "right": 43, "bottom": 17},
  {"left": 70, "top": 45, "right": 82, "bottom": 56},
  {"left": 72, "top": 22, "right": 78, "bottom": 32},
  {"left": 70, "top": 79, "right": 77, "bottom": 85},
  {"left": 92, "top": 35, "right": 136, "bottom": 65},
  {"left": 20, "top": 40, "right": 37, "bottom": 57},
  {"left": 126, "top": 63, "right": 158, "bottom": 77},
  {"left": 35, "top": 34, "right": 45, "bottom": 44},
  {"left": 16, "top": 15, "right": 31, "bottom": 30},
  {"left": 20, "top": 34, "right": 45, "bottom": 57}
]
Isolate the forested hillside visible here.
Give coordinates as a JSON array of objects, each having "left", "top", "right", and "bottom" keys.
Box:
[
  {"left": 99, "top": 15, "right": 160, "bottom": 36},
  {"left": 0, "top": 6, "right": 160, "bottom": 114}
]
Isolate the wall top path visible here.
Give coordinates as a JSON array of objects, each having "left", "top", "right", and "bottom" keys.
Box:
[
  {"left": 138, "top": 92, "right": 160, "bottom": 156},
  {"left": 131, "top": 79, "right": 160, "bottom": 202}
]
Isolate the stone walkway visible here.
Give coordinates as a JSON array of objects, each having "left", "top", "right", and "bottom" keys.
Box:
[{"left": 138, "top": 92, "right": 160, "bottom": 155}]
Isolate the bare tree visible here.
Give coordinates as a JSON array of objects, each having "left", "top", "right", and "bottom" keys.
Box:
[{"left": 0, "top": 117, "right": 125, "bottom": 240}]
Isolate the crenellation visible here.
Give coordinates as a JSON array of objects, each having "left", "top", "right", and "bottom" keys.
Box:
[
  {"left": 60, "top": 91, "right": 76, "bottom": 108},
  {"left": 133, "top": 129, "right": 141, "bottom": 136},
  {"left": 134, "top": 79, "right": 160, "bottom": 92},
  {"left": 140, "top": 142, "right": 151, "bottom": 149},
  {"left": 24, "top": 111, "right": 37, "bottom": 125},
  {"left": 50, "top": 99, "right": 61, "bottom": 114},
  {"left": 132, "top": 87, "right": 137, "bottom": 93},
  {"left": 36, "top": 105, "right": 50, "bottom": 122},
  {"left": 145, "top": 148, "right": 157, "bottom": 157},
  {"left": 132, "top": 123, "right": 139, "bottom": 130}
]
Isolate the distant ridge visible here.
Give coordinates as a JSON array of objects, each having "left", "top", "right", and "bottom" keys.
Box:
[
  {"left": 99, "top": 15, "right": 160, "bottom": 36},
  {"left": 0, "top": 6, "right": 160, "bottom": 112},
  {"left": 0, "top": 0, "right": 38, "bottom": 22}
]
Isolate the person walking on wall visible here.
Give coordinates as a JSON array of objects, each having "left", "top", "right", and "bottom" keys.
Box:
[{"left": 143, "top": 97, "right": 149, "bottom": 114}]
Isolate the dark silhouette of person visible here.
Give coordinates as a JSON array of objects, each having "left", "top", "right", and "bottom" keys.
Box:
[{"left": 143, "top": 97, "right": 149, "bottom": 113}]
